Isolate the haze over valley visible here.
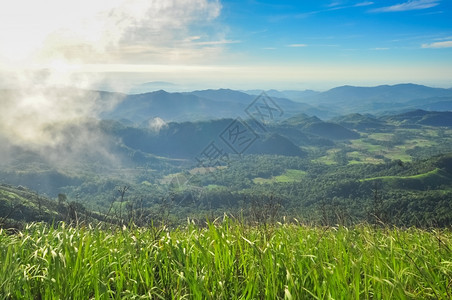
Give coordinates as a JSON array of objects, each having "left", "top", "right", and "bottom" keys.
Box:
[{"left": 1, "top": 82, "right": 452, "bottom": 228}]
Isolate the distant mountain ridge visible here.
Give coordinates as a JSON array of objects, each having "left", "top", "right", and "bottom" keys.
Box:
[
  {"left": 102, "top": 83, "right": 452, "bottom": 124},
  {"left": 103, "top": 89, "right": 332, "bottom": 124},
  {"left": 382, "top": 110, "right": 452, "bottom": 127},
  {"left": 304, "top": 83, "right": 452, "bottom": 115},
  {"left": 310, "top": 84, "right": 452, "bottom": 104},
  {"left": 243, "top": 89, "right": 320, "bottom": 102}
]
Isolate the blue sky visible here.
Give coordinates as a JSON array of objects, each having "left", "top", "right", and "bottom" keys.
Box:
[
  {"left": 210, "top": 0, "right": 452, "bottom": 89},
  {"left": 0, "top": 0, "right": 451, "bottom": 91},
  {"left": 223, "top": 0, "right": 451, "bottom": 61}
]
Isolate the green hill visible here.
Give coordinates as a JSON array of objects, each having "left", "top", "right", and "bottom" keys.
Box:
[
  {"left": 361, "top": 153, "right": 452, "bottom": 191},
  {"left": 333, "top": 113, "right": 389, "bottom": 131},
  {"left": 284, "top": 113, "right": 359, "bottom": 140},
  {"left": 249, "top": 133, "right": 306, "bottom": 157},
  {"left": 106, "top": 118, "right": 307, "bottom": 159},
  {"left": 0, "top": 184, "right": 104, "bottom": 228},
  {"left": 384, "top": 110, "right": 452, "bottom": 127}
]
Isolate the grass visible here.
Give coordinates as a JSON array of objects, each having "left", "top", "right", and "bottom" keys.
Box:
[
  {"left": 308, "top": 126, "right": 452, "bottom": 166},
  {"left": 346, "top": 129, "right": 442, "bottom": 164},
  {"left": 320, "top": 127, "right": 451, "bottom": 166},
  {"left": 350, "top": 140, "right": 385, "bottom": 153},
  {"left": 361, "top": 168, "right": 444, "bottom": 182},
  {"left": 206, "top": 184, "right": 224, "bottom": 190},
  {"left": 383, "top": 150, "right": 412, "bottom": 162},
  {"left": 0, "top": 186, "right": 42, "bottom": 212},
  {"left": 312, "top": 149, "right": 342, "bottom": 165},
  {"left": 346, "top": 151, "right": 386, "bottom": 165},
  {"left": 360, "top": 167, "right": 452, "bottom": 191},
  {"left": 253, "top": 169, "right": 307, "bottom": 184},
  {"left": 1, "top": 221, "right": 451, "bottom": 299},
  {"left": 367, "top": 133, "right": 394, "bottom": 141}
]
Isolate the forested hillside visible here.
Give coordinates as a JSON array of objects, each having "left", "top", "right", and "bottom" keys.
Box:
[{"left": 1, "top": 85, "right": 452, "bottom": 228}]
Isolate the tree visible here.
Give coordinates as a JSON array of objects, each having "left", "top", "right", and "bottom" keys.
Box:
[{"left": 58, "top": 193, "right": 67, "bottom": 205}]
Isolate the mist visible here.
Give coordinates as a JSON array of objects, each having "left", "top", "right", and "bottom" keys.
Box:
[{"left": 0, "top": 0, "right": 222, "bottom": 171}]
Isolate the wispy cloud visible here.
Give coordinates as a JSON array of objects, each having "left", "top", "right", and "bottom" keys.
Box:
[
  {"left": 195, "top": 40, "right": 240, "bottom": 46},
  {"left": 288, "top": 1, "right": 374, "bottom": 19},
  {"left": 418, "top": 10, "right": 443, "bottom": 15},
  {"left": 354, "top": 1, "right": 374, "bottom": 7},
  {"left": 434, "top": 36, "right": 452, "bottom": 41},
  {"left": 371, "top": 0, "right": 440, "bottom": 12},
  {"left": 0, "top": 0, "right": 225, "bottom": 168},
  {"left": 327, "top": 1, "right": 374, "bottom": 10},
  {"left": 327, "top": 2, "right": 343, "bottom": 8},
  {"left": 287, "top": 44, "right": 307, "bottom": 47},
  {"left": 422, "top": 40, "right": 452, "bottom": 48},
  {"left": 370, "top": 47, "right": 390, "bottom": 50},
  {"left": 0, "top": 0, "right": 224, "bottom": 67}
]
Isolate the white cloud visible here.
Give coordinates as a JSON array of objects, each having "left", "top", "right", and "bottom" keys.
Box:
[
  {"left": 0, "top": 0, "right": 225, "bottom": 89},
  {"left": 287, "top": 44, "right": 307, "bottom": 47},
  {"left": 327, "top": 2, "right": 343, "bottom": 8},
  {"left": 0, "top": 0, "right": 223, "bottom": 68},
  {"left": 354, "top": 1, "right": 374, "bottom": 7},
  {"left": 434, "top": 36, "right": 452, "bottom": 41},
  {"left": 422, "top": 41, "right": 452, "bottom": 48},
  {"left": 148, "top": 117, "right": 168, "bottom": 132},
  {"left": 371, "top": 0, "right": 439, "bottom": 12},
  {"left": 195, "top": 40, "right": 240, "bottom": 46},
  {"left": 293, "top": 1, "right": 374, "bottom": 18},
  {"left": 0, "top": 0, "right": 224, "bottom": 168}
]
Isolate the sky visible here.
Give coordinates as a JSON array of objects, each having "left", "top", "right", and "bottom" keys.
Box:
[{"left": 0, "top": 0, "right": 451, "bottom": 91}]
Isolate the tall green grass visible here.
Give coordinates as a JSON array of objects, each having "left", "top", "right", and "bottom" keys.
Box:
[{"left": 1, "top": 220, "right": 451, "bottom": 299}]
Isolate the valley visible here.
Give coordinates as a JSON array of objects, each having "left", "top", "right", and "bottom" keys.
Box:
[{"left": 1, "top": 84, "right": 452, "bottom": 228}]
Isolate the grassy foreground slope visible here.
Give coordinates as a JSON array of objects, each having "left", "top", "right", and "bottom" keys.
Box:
[{"left": 1, "top": 221, "right": 451, "bottom": 299}]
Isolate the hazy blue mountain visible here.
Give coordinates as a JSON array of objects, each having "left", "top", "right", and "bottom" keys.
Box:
[
  {"left": 104, "top": 89, "right": 333, "bottom": 123},
  {"left": 189, "top": 89, "right": 254, "bottom": 104},
  {"left": 332, "top": 113, "right": 389, "bottom": 131},
  {"left": 104, "top": 90, "right": 243, "bottom": 123},
  {"left": 284, "top": 113, "right": 360, "bottom": 140},
  {"left": 302, "top": 121, "right": 360, "bottom": 140},
  {"left": 305, "top": 84, "right": 452, "bottom": 114},
  {"left": 243, "top": 89, "right": 288, "bottom": 99},
  {"left": 128, "top": 81, "right": 178, "bottom": 94},
  {"left": 282, "top": 90, "right": 321, "bottom": 101},
  {"left": 248, "top": 133, "right": 306, "bottom": 157},
  {"left": 103, "top": 84, "right": 452, "bottom": 124},
  {"left": 404, "top": 97, "right": 452, "bottom": 111},
  {"left": 284, "top": 113, "right": 322, "bottom": 126},
  {"left": 188, "top": 88, "right": 316, "bottom": 112},
  {"left": 310, "top": 83, "right": 452, "bottom": 104},
  {"left": 269, "top": 125, "right": 335, "bottom": 147},
  {"left": 189, "top": 89, "right": 333, "bottom": 118},
  {"left": 417, "top": 100, "right": 452, "bottom": 111},
  {"left": 243, "top": 89, "right": 320, "bottom": 101},
  {"left": 383, "top": 110, "right": 452, "bottom": 127}
]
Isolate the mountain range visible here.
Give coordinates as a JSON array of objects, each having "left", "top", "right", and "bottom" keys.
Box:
[
  {"left": 102, "top": 89, "right": 331, "bottom": 123},
  {"left": 303, "top": 83, "right": 452, "bottom": 115},
  {"left": 102, "top": 83, "right": 452, "bottom": 125},
  {"left": 99, "top": 109, "right": 452, "bottom": 162}
]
